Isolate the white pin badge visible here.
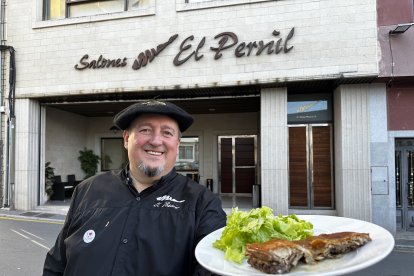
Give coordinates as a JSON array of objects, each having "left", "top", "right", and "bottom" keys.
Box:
[{"left": 83, "top": 229, "right": 96, "bottom": 243}]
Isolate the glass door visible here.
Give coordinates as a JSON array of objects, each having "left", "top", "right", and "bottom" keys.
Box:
[
  {"left": 218, "top": 135, "right": 257, "bottom": 208},
  {"left": 288, "top": 124, "right": 334, "bottom": 209},
  {"left": 395, "top": 139, "right": 414, "bottom": 231}
]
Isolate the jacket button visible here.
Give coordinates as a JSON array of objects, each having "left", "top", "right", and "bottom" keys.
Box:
[
  {"left": 136, "top": 197, "right": 140, "bottom": 201},
  {"left": 122, "top": 238, "right": 128, "bottom": 244}
]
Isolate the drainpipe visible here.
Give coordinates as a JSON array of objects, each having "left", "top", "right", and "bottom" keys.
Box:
[
  {"left": 0, "top": 44, "right": 15, "bottom": 209},
  {"left": 0, "top": 0, "right": 16, "bottom": 209},
  {"left": 0, "top": 0, "right": 7, "bottom": 207}
]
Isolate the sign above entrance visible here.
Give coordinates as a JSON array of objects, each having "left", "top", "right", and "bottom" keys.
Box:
[
  {"left": 287, "top": 93, "right": 332, "bottom": 124},
  {"left": 74, "top": 28, "right": 295, "bottom": 71}
]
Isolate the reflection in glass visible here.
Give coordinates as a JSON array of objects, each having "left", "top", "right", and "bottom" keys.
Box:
[
  {"left": 175, "top": 137, "right": 199, "bottom": 171},
  {"left": 175, "top": 137, "right": 199, "bottom": 182},
  {"left": 69, "top": 0, "right": 124, "bottom": 18},
  {"left": 101, "top": 138, "right": 127, "bottom": 171},
  {"left": 46, "top": 0, "right": 65, "bottom": 20}
]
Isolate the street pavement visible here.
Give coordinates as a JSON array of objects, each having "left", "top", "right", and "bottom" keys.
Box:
[
  {"left": 1, "top": 203, "right": 414, "bottom": 276},
  {"left": 351, "top": 248, "right": 414, "bottom": 276},
  {"left": 0, "top": 215, "right": 63, "bottom": 276}
]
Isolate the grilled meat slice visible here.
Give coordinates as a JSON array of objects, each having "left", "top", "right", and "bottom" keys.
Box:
[
  {"left": 246, "top": 239, "right": 312, "bottom": 274},
  {"left": 246, "top": 232, "right": 371, "bottom": 274},
  {"left": 300, "top": 232, "right": 372, "bottom": 261}
]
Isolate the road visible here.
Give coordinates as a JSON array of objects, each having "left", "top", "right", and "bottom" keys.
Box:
[
  {"left": 0, "top": 216, "right": 63, "bottom": 276},
  {"left": 349, "top": 247, "right": 414, "bottom": 276},
  {"left": 1, "top": 215, "right": 414, "bottom": 276}
]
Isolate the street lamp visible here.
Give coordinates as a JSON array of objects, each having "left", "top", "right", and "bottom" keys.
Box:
[{"left": 389, "top": 23, "right": 414, "bottom": 35}]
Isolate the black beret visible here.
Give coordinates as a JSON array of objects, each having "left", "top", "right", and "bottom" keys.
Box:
[{"left": 113, "top": 100, "right": 194, "bottom": 132}]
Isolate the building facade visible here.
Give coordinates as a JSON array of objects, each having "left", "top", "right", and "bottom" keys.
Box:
[
  {"left": 2, "top": 0, "right": 410, "bottom": 234},
  {"left": 377, "top": 0, "right": 414, "bottom": 232}
]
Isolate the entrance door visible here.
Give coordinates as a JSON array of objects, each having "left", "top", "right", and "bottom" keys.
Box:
[
  {"left": 395, "top": 139, "right": 414, "bottom": 231},
  {"left": 288, "top": 124, "right": 333, "bottom": 208},
  {"left": 219, "top": 135, "right": 257, "bottom": 208}
]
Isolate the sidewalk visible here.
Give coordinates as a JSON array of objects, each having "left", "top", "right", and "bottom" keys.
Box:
[
  {"left": 0, "top": 200, "right": 69, "bottom": 222},
  {"left": 394, "top": 231, "right": 414, "bottom": 251},
  {"left": 1, "top": 202, "right": 414, "bottom": 252}
]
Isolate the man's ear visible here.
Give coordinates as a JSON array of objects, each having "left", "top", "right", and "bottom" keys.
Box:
[
  {"left": 176, "top": 139, "right": 180, "bottom": 155},
  {"left": 123, "top": 130, "right": 129, "bottom": 149}
]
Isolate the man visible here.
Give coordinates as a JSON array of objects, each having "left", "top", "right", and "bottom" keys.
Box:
[{"left": 43, "top": 100, "right": 227, "bottom": 276}]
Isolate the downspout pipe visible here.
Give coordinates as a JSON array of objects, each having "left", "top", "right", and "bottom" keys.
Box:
[{"left": 0, "top": 45, "right": 16, "bottom": 209}]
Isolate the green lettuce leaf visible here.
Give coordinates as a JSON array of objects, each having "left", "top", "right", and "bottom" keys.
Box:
[{"left": 212, "top": 206, "right": 313, "bottom": 264}]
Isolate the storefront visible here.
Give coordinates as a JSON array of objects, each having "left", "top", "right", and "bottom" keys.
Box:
[
  {"left": 377, "top": 0, "right": 414, "bottom": 233},
  {"left": 4, "top": 0, "right": 397, "bottom": 233}
]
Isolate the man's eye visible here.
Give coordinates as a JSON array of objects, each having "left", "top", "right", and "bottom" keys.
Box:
[
  {"left": 163, "top": 131, "right": 174, "bottom": 137},
  {"left": 139, "top": 128, "right": 151, "bottom": 134}
]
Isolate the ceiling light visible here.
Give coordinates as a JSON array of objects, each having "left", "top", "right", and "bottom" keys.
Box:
[{"left": 109, "top": 125, "right": 120, "bottom": 134}]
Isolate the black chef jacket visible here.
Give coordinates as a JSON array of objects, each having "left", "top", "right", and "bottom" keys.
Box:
[{"left": 43, "top": 168, "right": 227, "bottom": 276}]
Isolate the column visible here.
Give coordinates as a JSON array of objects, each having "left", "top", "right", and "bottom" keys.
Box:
[
  {"left": 260, "top": 87, "right": 289, "bottom": 215},
  {"left": 334, "top": 84, "right": 372, "bottom": 221},
  {"left": 14, "top": 99, "right": 41, "bottom": 210}
]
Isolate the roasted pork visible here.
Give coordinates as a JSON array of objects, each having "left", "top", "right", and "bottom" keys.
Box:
[{"left": 246, "top": 232, "right": 371, "bottom": 274}]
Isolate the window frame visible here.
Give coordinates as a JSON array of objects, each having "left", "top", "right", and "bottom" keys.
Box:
[
  {"left": 177, "top": 0, "right": 277, "bottom": 12},
  {"left": 44, "top": 0, "right": 127, "bottom": 20},
  {"left": 40, "top": 0, "right": 155, "bottom": 26}
]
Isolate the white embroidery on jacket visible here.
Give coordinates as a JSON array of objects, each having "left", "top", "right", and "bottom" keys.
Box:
[
  {"left": 154, "top": 195, "right": 185, "bottom": 209},
  {"left": 156, "top": 195, "right": 185, "bottom": 203}
]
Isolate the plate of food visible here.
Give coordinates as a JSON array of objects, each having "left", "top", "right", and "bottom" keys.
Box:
[{"left": 195, "top": 212, "right": 394, "bottom": 275}]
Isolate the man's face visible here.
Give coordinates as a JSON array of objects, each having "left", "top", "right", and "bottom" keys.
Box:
[{"left": 123, "top": 113, "right": 180, "bottom": 180}]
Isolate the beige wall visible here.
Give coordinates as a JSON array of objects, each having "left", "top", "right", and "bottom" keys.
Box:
[
  {"left": 45, "top": 108, "right": 88, "bottom": 180},
  {"left": 9, "top": 0, "right": 378, "bottom": 98}
]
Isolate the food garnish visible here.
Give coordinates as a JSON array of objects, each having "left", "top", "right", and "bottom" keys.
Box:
[{"left": 212, "top": 206, "right": 314, "bottom": 264}]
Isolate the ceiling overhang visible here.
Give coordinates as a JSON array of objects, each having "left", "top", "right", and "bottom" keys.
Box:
[{"left": 37, "top": 77, "right": 377, "bottom": 117}]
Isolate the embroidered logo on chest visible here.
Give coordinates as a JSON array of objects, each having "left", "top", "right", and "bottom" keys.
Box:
[{"left": 154, "top": 195, "right": 185, "bottom": 209}]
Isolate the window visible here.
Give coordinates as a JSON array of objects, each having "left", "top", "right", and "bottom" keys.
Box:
[
  {"left": 44, "top": 0, "right": 146, "bottom": 20},
  {"left": 101, "top": 138, "right": 128, "bottom": 171},
  {"left": 175, "top": 137, "right": 199, "bottom": 171},
  {"left": 175, "top": 137, "right": 200, "bottom": 182},
  {"left": 179, "top": 145, "right": 194, "bottom": 161}
]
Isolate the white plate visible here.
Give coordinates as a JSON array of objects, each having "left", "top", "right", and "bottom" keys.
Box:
[{"left": 195, "top": 215, "right": 395, "bottom": 275}]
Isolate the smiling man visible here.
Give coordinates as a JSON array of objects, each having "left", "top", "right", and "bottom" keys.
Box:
[
  {"left": 43, "top": 100, "right": 227, "bottom": 276},
  {"left": 124, "top": 113, "right": 181, "bottom": 191}
]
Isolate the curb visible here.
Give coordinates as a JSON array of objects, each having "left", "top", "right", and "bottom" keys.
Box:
[
  {"left": 394, "top": 245, "right": 414, "bottom": 252},
  {"left": 0, "top": 212, "right": 65, "bottom": 223},
  {"left": 394, "top": 240, "right": 414, "bottom": 252}
]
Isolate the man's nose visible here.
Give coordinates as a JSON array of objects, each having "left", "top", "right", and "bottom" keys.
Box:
[{"left": 149, "top": 131, "right": 163, "bottom": 145}]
